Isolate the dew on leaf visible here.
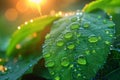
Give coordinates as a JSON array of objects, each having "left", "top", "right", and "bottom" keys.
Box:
[
  {"left": 98, "top": 15, "right": 102, "bottom": 19},
  {"left": 61, "top": 57, "right": 70, "bottom": 67},
  {"left": 105, "top": 41, "right": 110, "bottom": 45},
  {"left": 70, "top": 23, "right": 80, "bottom": 30},
  {"left": 77, "top": 73, "right": 81, "bottom": 77},
  {"left": 67, "top": 44, "right": 75, "bottom": 50},
  {"left": 77, "top": 55, "right": 87, "bottom": 65},
  {"left": 45, "top": 60, "right": 55, "bottom": 67},
  {"left": 43, "top": 53, "right": 51, "bottom": 58},
  {"left": 45, "top": 34, "right": 50, "bottom": 39},
  {"left": 64, "top": 32, "right": 73, "bottom": 39},
  {"left": 56, "top": 40, "right": 64, "bottom": 47},
  {"left": 71, "top": 17, "right": 77, "bottom": 22},
  {"left": 83, "top": 22, "right": 90, "bottom": 28},
  {"left": 55, "top": 76, "right": 60, "bottom": 80},
  {"left": 85, "top": 50, "right": 90, "bottom": 55},
  {"left": 103, "top": 20, "right": 107, "bottom": 24},
  {"left": 88, "top": 35, "right": 99, "bottom": 43}
]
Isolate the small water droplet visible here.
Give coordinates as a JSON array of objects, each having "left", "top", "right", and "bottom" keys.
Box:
[
  {"left": 85, "top": 50, "right": 90, "bottom": 55},
  {"left": 88, "top": 35, "right": 99, "bottom": 43},
  {"left": 17, "top": 26, "right": 21, "bottom": 30},
  {"left": 70, "top": 23, "right": 80, "bottom": 30},
  {"left": 43, "top": 53, "right": 51, "bottom": 58},
  {"left": 56, "top": 40, "right": 64, "bottom": 47},
  {"left": 84, "top": 22, "right": 90, "bottom": 28},
  {"left": 50, "top": 71, "right": 55, "bottom": 75},
  {"left": 92, "top": 50, "right": 96, "bottom": 53},
  {"left": 55, "top": 76, "right": 60, "bottom": 80},
  {"left": 67, "top": 44, "right": 75, "bottom": 50},
  {"left": 61, "top": 57, "right": 70, "bottom": 67},
  {"left": 71, "top": 17, "right": 77, "bottom": 22},
  {"left": 108, "top": 24, "right": 115, "bottom": 28},
  {"left": 105, "top": 41, "right": 110, "bottom": 45},
  {"left": 77, "top": 73, "right": 81, "bottom": 77},
  {"left": 64, "top": 32, "right": 73, "bottom": 39},
  {"left": 76, "top": 33, "right": 81, "bottom": 38},
  {"left": 25, "top": 21, "right": 28, "bottom": 25},
  {"left": 77, "top": 55, "right": 87, "bottom": 65},
  {"left": 69, "top": 64, "right": 74, "bottom": 68},
  {"left": 103, "top": 20, "right": 107, "bottom": 24},
  {"left": 98, "top": 15, "right": 102, "bottom": 19},
  {"left": 45, "top": 60, "right": 55, "bottom": 67},
  {"left": 105, "top": 30, "right": 109, "bottom": 34},
  {"left": 45, "top": 34, "right": 50, "bottom": 39}
]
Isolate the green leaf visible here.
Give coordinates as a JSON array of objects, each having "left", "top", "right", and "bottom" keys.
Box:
[
  {"left": 105, "top": 68, "right": 120, "bottom": 80},
  {"left": 6, "top": 16, "right": 60, "bottom": 57},
  {"left": 43, "top": 11, "right": 115, "bottom": 80},
  {"left": 83, "top": 0, "right": 120, "bottom": 13},
  {"left": 0, "top": 52, "right": 42, "bottom": 80}
]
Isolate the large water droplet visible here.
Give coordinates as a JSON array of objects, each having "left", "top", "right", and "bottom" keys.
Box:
[
  {"left": 55, "top": 76, "right": 60, "bottom": 80},
  {"left": 61, "top": 57, "right": 70, "bottom": 67},
  {"left": 70, "top": 23, "right": 80, "bottom": 30},
  {"left": 88, "top": 35, "right": 99, "bottom": 43},
  {"left": 83, "top": 22, "right": 90, "bottom": 28},
  {"left": 67, "top": 44, "right": 75, "bottom": 50},
  {"left": 64, "top": 32, "right": 73, "bottom": 39},
  {"left": 57, "top": 41, "right": 64, "bottom": 47},
  {"left": 77, "top": 55, "right": 87, "bottom": 65},
  {"left": 45, "top": 60, "right": 55, "bottom": 67},
  {"left": 43, "top": 53, "right": 51, "bottom": 58}
]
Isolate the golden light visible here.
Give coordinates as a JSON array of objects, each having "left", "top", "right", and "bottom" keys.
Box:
[
  {"left": 29, "top": 0, "right": 42, "bottom": 4},
  {"left": 28, "top": 0, "right": 47, "bottom": 16}
]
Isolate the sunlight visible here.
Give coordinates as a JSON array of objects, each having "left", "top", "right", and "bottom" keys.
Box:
[{"left": 29, "top": 0, "right": 42, "bottom": 4}]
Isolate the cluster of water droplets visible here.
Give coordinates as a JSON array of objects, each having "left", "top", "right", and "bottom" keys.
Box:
[{"left": 43, "top": 10, "right": 115, "bottom": 80}]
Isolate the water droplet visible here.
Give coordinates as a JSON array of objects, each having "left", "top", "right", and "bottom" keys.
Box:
[
  {"left": 61, "top": 57, "right": 70, "bottom": 67},
  {"left": 55, "top": 76, "right": 60, "bottom": 80},
  {"left": 105, "top": 30, "right": 109, "bottom": 34},
  {"left": 45, "top": 60, "right": 55, "bottom": 67},
  {"left": 76, "top": 33, "right": 81, "bottom": 38},
  {"left": 105, "top": 41, "right": 110, "bottom": 45},
  {"left": 69, "top": 64, "right": 74, "bottom": 68},
  {"left": 67, "top": 44, "right": 75, "bottom": 50},
  {"left": 17, "top": 26, "right": 21, "bottom": 30},
  {"left": 98, "top": 15, "right": 102, "bottom": 19},
  {"left": 84, "top": 22, "right": 90, "bottom": 28},
  {"left": 64, "top": 32, "right": 73, "bottom": 39},
  {"left": 71, "top": 17, "right": 77, "bottom": 22},
  {"left": 88, "top": 35, "right": 99, "bottom": 43},
  {"left": 85, "top": 50, "right": 90, "bottom": 55},
  {"left": 77, "top": 73, "right": 81, "bottom": 77},
  {"left": 57, "top": 41, "right": 64, "bottom": 47},
  {"left": 109, "top": 34, "right": 113, "bottom": 37},
  {"left": 45, "top": 34, "right": 50, "bottom": 39},
  {"left": 70, "top": 23, "right": 80, "bottom": 30},
  {"left": 30, "top": 19, "right": 33, "bottom": 23},
  {"left": 108, "top": 24, "right": 115, "bottom": 28},
  {"left": 92, "top": 50, "right": 96, "bottom": 53},
  {"left": 77, "top": 55, "right": 87, "bottom": 65},
  {"left": 43, "top": 53, "right": 51, "bottom": 58},
  {"left": 103, "top": 20, "right": 107, "bottom": 24},
  {"left": 25, "top": 21, "right": 28, "bottom": 25},
  {"left": 50, "top": 71, "right": 55, "bottom": 75}
]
